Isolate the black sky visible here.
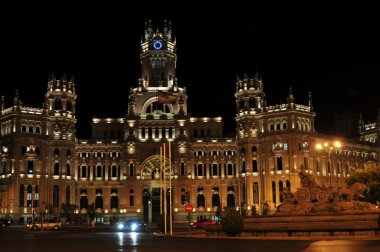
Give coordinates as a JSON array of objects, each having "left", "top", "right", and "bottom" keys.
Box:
[{"left": 1, "top": 6, "right": 379, "bottom": 138}]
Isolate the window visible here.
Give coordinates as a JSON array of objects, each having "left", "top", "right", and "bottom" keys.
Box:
[
  {"left": 81, "top": 166, "right": 87, "bottom": 178},
  {"left": 129, "top": 195, "right": 134, "bottom": 206},
  {"left": 180, "top": 163, "right": 185, "bottom": 176},
  {"left": 279, "top": 181, "right": 284, "bottom": 202},
  {"left": 34, "top": 186, "right": 39, "bottom": 208},
  {"left": 212, "top": 194, "right": 220, "bottom": 207},
  {"left": 54, "top": 163, "right": 60, "bottom": 175},
  {"left": 54, "top": 148, "right": 60, "bottom": 156},
  {"left": 272, "top": 181, "right": 276, "bottom": 203},
  {"left": 53, "top": 185, "right": 59, "bottom": 208},
  {"left": 277, "top": 156, "right": 283, "bottom": 171},
  {"left": 241, "top": 161, "right": 246, "bottom": 173},
  {"left": 129, "top": 163, "right": 134, "bottom": 177},
  {"left": 27, "top": 185, "right": 32, "bottom": 207},
  {"left": 66, "top": 164, "right": 71, "bottom": 176},
  {"left": 197, "top": 164, "right": 203, "bottom": 176},
  {"left": 252, "top": 160, "right": 258, "bottom": 173},
  {"left": 66, "top": 186, "right": 70, "bottom": 204},
  {"left": 253, "top": 182, "right": 259, "bottom": 204},
  {"left": 212, "top": 163, "right": 218, "bottom": 176},
  {"left": 111, "top": 195, "right": 118, "bottom": 209},
  {"left": 97, "top": 165, "right": 102, "bottom": 177},
  {"left": 112, "top": 165, "right": 117, "bottom": 177},
  {"left": 22, "top": 126, "right": 27, "bottom": 133},
  {"left": 27, "top": 160, "right": 34, "bottom": 174}
]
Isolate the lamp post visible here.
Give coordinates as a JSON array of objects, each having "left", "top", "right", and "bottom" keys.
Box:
[{"left": 316, "top": 141, "right": 341, "bottom": 188}]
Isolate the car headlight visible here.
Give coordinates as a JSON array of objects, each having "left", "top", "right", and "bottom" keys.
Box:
[
  {"left": 130, "top": 223, "right": 138, "bottom": 231},
  {"left": 117, "top": 223, "right": 124, "bottom": 230}
]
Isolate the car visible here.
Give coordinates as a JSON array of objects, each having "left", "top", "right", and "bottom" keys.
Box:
[
  {"left": 26, "top": 219, "right": 62, "bottom": 231},
  {"left": 117, "top": 219, "right": 147, "bottom": 232},
  {"left": 0, "top": 218, "right": 11, "bottom": 228},
  {"left": 190, "top": 219, "right": 216, "bottom": 229}
]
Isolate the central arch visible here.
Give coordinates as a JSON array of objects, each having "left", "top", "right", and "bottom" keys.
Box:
[
  {"left": 140, "top": 155, "right": 174, "bottom": 180},
  {"left": 140, "top": 155, "right": 174, "bottom": 223}
]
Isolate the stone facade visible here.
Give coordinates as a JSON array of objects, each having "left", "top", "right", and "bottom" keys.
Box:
[{"left": 0, "top": 21, "right": 379, "bottom": 224}]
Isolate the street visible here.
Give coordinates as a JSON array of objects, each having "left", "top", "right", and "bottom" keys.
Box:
[{"left": 1, "top": 225, "right": 379, "bottom": 252}]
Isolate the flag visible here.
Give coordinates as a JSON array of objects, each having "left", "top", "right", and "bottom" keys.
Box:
[{"left": 158, "top": 91, "right": 177, "bottom": 104}]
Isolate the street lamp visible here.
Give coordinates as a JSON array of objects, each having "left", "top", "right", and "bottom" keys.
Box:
[{"left": 316, "top": 141, "right": 342, "bottom": 188}]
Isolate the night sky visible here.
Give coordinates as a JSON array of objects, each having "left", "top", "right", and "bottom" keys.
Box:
[{"left": 1, "top": 6, "right": 379, "bottom": 138}]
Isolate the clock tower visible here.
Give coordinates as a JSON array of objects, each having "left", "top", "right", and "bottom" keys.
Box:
[{"left": 140, "top": 20, "right": 176, "bottom": 88}]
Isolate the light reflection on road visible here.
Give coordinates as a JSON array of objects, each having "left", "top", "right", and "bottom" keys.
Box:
[
  {"left": 302, "top": 240, "right": 368, "bottom": 252},
  {"left": 117, "top": 231, "right": 139, "bottom": 251}
]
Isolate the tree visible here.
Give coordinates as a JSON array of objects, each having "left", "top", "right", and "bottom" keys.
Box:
[
  {"left": 215, "top": 206, "right": 222, "bottom": 222},
  {"left": 60, "top": 203, "right": 78, "bottom": 223},
  {"left": 346, "top": 163, "right": 380, "bottom": 204},
  {"left": 221, "top": 206, "right": 243, "bottom": 236},
  {"left": 261, "top": 201, "right": 269, "bottom": 216}
]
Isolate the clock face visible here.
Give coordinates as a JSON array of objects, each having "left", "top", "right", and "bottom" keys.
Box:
[{"left": 153, "top": 41, "right": 163, "bottom": 50}]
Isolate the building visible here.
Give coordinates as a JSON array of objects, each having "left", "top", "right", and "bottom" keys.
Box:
[{"left": 1, "top": 21, "right": 379, "bottom": 224}]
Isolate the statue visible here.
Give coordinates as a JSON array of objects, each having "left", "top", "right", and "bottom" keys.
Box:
[{"left": 275, "top": 169, "right": 377, "bottom": 215}]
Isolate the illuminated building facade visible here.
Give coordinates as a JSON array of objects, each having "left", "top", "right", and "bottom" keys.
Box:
[{"left": 0, "top": 21, "right": 379, "bottom": 224}]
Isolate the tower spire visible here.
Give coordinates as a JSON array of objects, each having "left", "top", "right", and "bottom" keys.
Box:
[
  {"left": 308, "top": 92, "right": 313, "bottom": 112},
  {"left": 1, "top": 95, "right": 4, "bottom": 111},
  {"left": 287, "top": 87, "right": 295, "bottom": 108}
]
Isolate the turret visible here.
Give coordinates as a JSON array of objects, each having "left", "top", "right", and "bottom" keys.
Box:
[
  {"left": 287, "top": 87, "right": 295, "bottom": 109},
  {"left": 235, "top": 71, "right": 265, "bottom": 114},
  {"left": 308, "top": 92, "right": 313, "bottom": 112},
  {"left": 140, "top": 20, "right": 176, "bottom": 88}
]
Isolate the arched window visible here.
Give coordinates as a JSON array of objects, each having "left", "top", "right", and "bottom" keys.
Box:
[
  {"left": 283, "top": 122, "right": 287, "bottom": 129},
  {"left": 197, "top": 194, "right": 205, "bottom": 208},
  {"left": 270, "top": 124, "right": 275, "bottom": 131},
  {"left": 212, "top": 194, "right": 220, "bottom": 207},
  {"left": 95, "top": 195, "right": 103, "bottom": 210},
  {"left": 227, "top": 191, "right": 235, "bottom": 207},
  {"left": 80, "top": 195, "right": 88, "bottom": 210},
  {"left": 241, "top": 161, "right": 246, "bottom": 173},
  {"left": 286, "top": 180, "right": 291, "bottom": 191},
  {"left": 253, "top": 182, "right": 259, "bottom": 204},
  {"left": 54, "top": 163, "right": 60, "bottom": 175},
  {"left": 279, "top": 181, "right": 284, "bottom": 202},
  {"left": 66, "top": 186, "right": 71, "bottom": 204},
  {"left": 111, "top": 195, "right": 118, "bottom": 209},
  {"left": 19, "top": 185, "right": 24, "bottom": 207},
  {"left": 272, "top": 181, "right": 276, "bottom": 204},
  {"left": 53, "top": 185, "right": 59, "bottom": 208}
]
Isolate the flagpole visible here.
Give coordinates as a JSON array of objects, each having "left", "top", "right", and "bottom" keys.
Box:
[
  {"left": 160, "top": 146, "right": 162, "bottom": 215},
  {"left": 169, "top": 141, "right": 173, "bottom": 235},
  {"left": 163, "top": 143, "right": 167, "bottom": 235}
]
